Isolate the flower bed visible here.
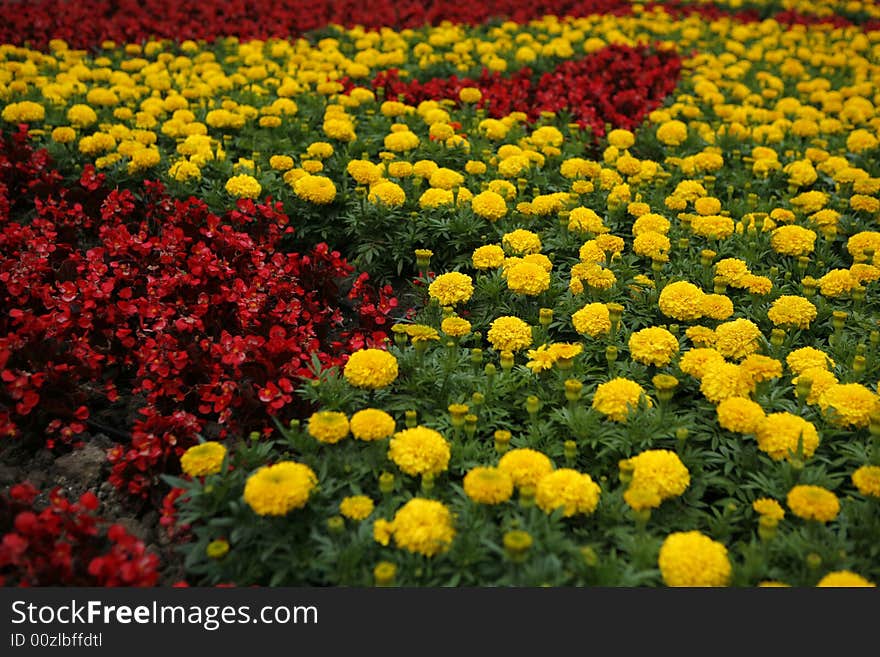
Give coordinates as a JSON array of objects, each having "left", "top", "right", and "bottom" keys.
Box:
[{"left": 1, "top": 0, "right": 880, "bottom": 587}]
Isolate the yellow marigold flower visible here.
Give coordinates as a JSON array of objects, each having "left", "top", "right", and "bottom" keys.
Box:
[
  {"left": 656, "top": 120, "right": 688, "bottom": 147},
  {"left": 294, "top": 174, "right": 337, "bottom": 204},
  {"left": 699, "top": 293, "right": 734, "bottom": 321},
  {"left": 572, "top": 302, "right": 611, "bottom": 338},
  {"left": 717, "top": 397, "right": 765, "bottom": 434},
  {"left": 846, "top": 231, "right": 880, "bottom": 264},
  {"left": 756, "top": 412, "right": 820, "bottom": 462},
  {"left": 792, "top": 366, "right": 839, "bottom": 405},
  {"left": 373, "top": 518, "right": 393, "bottom": 545},
  {"left": 817, "top": 571, "right": 876, "bottom": 587},
  {"left": 307, "top": 410, "right": 350, "bottom": 444},
  {"left": 770, "top": 225, "right": 817, "bottom": 257},
  {"left": 428, "top": 271, "right": 474, "bottom": 306},
  {"left": 487, "top": 316, "right": 532, "bottom": 352},
  {"left": 658, "top": 280, "right": 704, "bottom": 321},
  {"left": 694, "top": 197, "right": 722, "bottom": 216},
  {"left": 388, "top": 426, "right": 450, "bottom": 477},
  {"left": 852, "top": 465, "right": 880, "bottom": 498},
  {"left": 472, "top": 244, "right": 505, "bottom": 270},
  {"left": 463, "top": 466, "right": 514, "bottom": 505},
  {"left": 506, "top": 261, "right": 550, "bottom": 296},
  {"left": 269, "top": 155, "right": 294, "bottom": 171},
  {"left": 628, "top": 327, "right": 679, "bottom": 367},
  {"left": 525, "top": 344, "right": 557, "bottom": 373},
  {"left": 714, "top": 258, "right": 751, "bottom": 286},
  {"left": 817, "top": 269, "right": 856, "bottom": 298},
  {"left": 679, "top": 348, "right": 726, "bottom": 380},
  {"left": 498, "top": 448, "right": 554, "bottom": 490},
  {"left": 623, "top": 449, "right": 689, "bottom": 509},
  {"left": 2, "top": 101, "right": 45, "bottom": 124},
  {"left": 714, "top": 318, "right": 762, "bottom": 361},
  {"left": 786, "top": 347, "right": 834, "bottom": 374},
  {"left": 568, "top": 207, "right": 606, "bottom": 234},
  {"left": 768, "top": 295, "right": 817, "bottom": 329},
  {"left": 66, "top": 104, "right": 98, "bottom": 128},
  {"left": 428, "top": 167, "right": 464, "bottom": 190},
  {"left": 322, "top": 117, "right": 356, "bottom": 141},
  {"left": 347, "top": 159, "right": 383, "bottom": 185},
  {"left": 548, "top": 342, "right": 582, "bottom": 362},
  {"left": 787, "top": 485, "right": 839, "bottom": 523},
  {"left": 658, "top": 531, "right": 731, "bottom": 587},
  {"left": 349, "top": 408, "right": 396, "bottom": 441},
  {"left": 206, "top": 539, "right": 230, "bottom": 559},
  {"left": 818, "top": 383, "right": 879, "bottom": 429},
  {"left": 418, "top": 187, "right": 454, "bottom": 208},
  {"left": 790, "top": 190, "right": 827, "bottom": 214},
  {"left": 784, "top": 159, "right": 818, "bottom": 187},
  {"left": 471, "top": 190, "right": 507, "bottom": 221},
  {"left": 384, "top": 130, "right": 420, "bottom": 152},
  {"left": 367, "top": 180, "right": 406, "bottom": 207},
  {"left": 244, "top": 461, "right": 318, "bottom": 516},
  {"left": 633, "top": 231, "right": 671, "bottom": 259},
  {"left": 846, "top": 128, "right": 878, "bottom": 154},
  {"left": 339, "top": 495, "right": 374, "bottom": 521},
  {"left": 440, "top": 316, "right": 471, "bottom": 338},
  {"left": 691, "top": 214, "right": 735, "bottom": 240},
  {"left": 739, "top": 354, "right": 782, "bottom": 383},
  {"left": 465, "top": 160, "right": 487, "bottom": 175},
  {"left": 502, "top": 229, "right": 542, "bottom": 255},
  {"left": 169, "top": 160, "right": 201, "bottom": 182},
  {"left": 343, "top": 348, "right": 398, "bottom": 389},
  {"left": 607, "top": 128, "right": 635, "bottom": 149},
  {"left": 685, "top": 326, "right": 715, "bottom": 348},
  {"left": 381, "top": 498, "right": 455, "bottom": 557},
  {"left": 592, "top": 378, "right": 651, "bottom": 422},
  {"left": 180, "top": 441, "right": 227, "bottom": 477},
  {"left": 700, "top": 362, "right": 754, "bottom": 403},
  {"left": 224, "top": 174, "right": 262, "bottom": 199},
  {"left": 752, "top": 498, "right": 784, "bottom": 521},
  {"left": 51, "top": 126, "right": 76, "bottom": 144},
  {"left": 535, "top": 469, "right": 601, "bottom": 517}
]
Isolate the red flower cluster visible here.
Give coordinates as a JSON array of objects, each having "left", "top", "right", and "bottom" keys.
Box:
[
  {"left": 360, "top": 43, "right": 682, "bottom": 138},
  {"left": 1, "top": 128, "right": 397, "bottom": 500},
  {"left": 0, "top": 482, "right": 159, "bottom": 586},
  {"left": 0, "top": 0, "right": 631, "bottom": 49}
]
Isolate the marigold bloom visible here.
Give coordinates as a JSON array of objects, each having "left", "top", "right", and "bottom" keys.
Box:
[
  {"left": 571, "top": 303, "right": 611, "bottom": 337},
  {"left": 347, "top": 408, "right": 396, "bottom": 442},
  {"left": 463, "top": 466, "right": 514, "bottom": 505},
  {"left": 716, "top": 397, "right": 765, "bottom": 434},
  {"left": 739, "top": 354, "right": 782, "bottom": 383},
  {"left": 568, "top": 207, "right": 606, "bottom": 234},
  {"left": 659, "top": 280, "right": 704, "bottom": 321},
  {"left": 498, "top": 448, "right": 554, "bottom": 490},
  {"left": 535, "top": 469, "right": 601, "bottom": 517},
  {"left": 770, "top": 225, "right": 817, "bottom": 257},
  {"left": 787, "top": 485, "right": 840, "bottom": 523},
  {"left": 347, "top": 160, "right": 382, "bottom": 185},
  {"left": 343, "top": 349, "right": 398, "bottom": 389},
  {"left": 340, "top": 495, "right": 375, "bottom": 521},
  {"left": 388, "top": 426, "right": 450, "bottom": 477},
  {"left": 786, "top": 347, "right": 834, "bottom": 374},
  {"left": 679, "top": 348, "right": 726, "bottom": 380},
  {"left": 180, "top": 441, "right": 227, "bottom": 477},
  {"left": 792, "top": 366, "right": 839, "bottom": 405},
  {"left": 244, "top": 461, "right": 318, "bottom": 516},
  {"left": 852, "top": 465, "right": 880, "bottom": 498},
  {"left": 487, "top": 316, "right": 533, "bottom": 352},
  {"left": 699, "top": 294, "right": 734, "bottom": 321},
  {"left": 225, "top": 174, "right": 262, "bottom": 199},
  {"left": 506, "top": 261, "right": 550, "bottom": 296},
  {"left": 368, "top": 180, "right": 406, "bottom": 207},
  {"left": 472, "top": 244, "right": 505, "bottom": 269},
  {"left": 525, "top": 344, "right": 557, "bottom": 373},
  {"left": 471, "top": 190, "right": 508, "bottom": 221},
  {"left": 502, "top": 229, "right": 542, "bottom": 255},
  {"left": 628, "top": 327, "right": 679, "bottom": 367},
  {"left": 428, "top": 271, "right": 474, "bottom": 306},
  {"left": 592, "top": 378, "right": 651, "bottom": 422},
  {"left": 818, "top": 383, "right": 880, "bottom": 429},
  {"left": 658, "top": 531, "right": 732, "bottom": 587},
  {"left": 752, "top": 498, "right": 785, "bottom": 521},
  {"left": 656, "top": 120, "right": 688, "bottom": 147},
  {"left": 817, "top": 269, "right": 856, "bottom": 298},
  {"left": 294, "top": 174, "right": 337, "bottom": 204},
  {"left": 768, "top": 295, "right": 817, "bottom": 329},
  {"left": 379, "top": 498, "right": 455, "bottom": 557},
  {"left": 622, "top": 449, "right": 689, "bottom": 510},
  {"left": 714, "top": 318, "right": 762, "bottom": 361},
  {"left": 700, "top": 362, "right": 753, "bottom": 403},
  {"left": 816, "top": 571, "right": 876, "bottom": 587},
  {"left": 304, "top": 410, "right": 349, "bottom": 444},
  {"left": 756, "top": 412, "right": 820, "bottom": 462}
]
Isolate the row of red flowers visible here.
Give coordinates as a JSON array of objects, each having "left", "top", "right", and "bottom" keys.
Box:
[
  {"left": 0, "top": 0, "right": 877, "bottom": 50},
  {"left": 355, "top": 43, "right": 682, "bottom": 138},
  {"left": 1, "top": 126, "right": 397, "bottom": 504}
]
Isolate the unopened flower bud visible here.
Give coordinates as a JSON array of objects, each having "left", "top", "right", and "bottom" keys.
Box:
[
  {"left": 503, "top": 530, "right": 533, "bottom": 562},
  {"left": 757, "top": 515, "right": 778, "bottom": 542},
  {"left": 564, "top": 378, "right": 583, "bottom": 402},
  {"left": 564, "top": 440, "right": 578, "bottom": 462},
  {"left": 206, "top": 539, "right": 230, "bottom": 559},
  {"left": 770, "top": 328, "right": 786, "bottom": 347},
  {"left": 379, "top": 471, "right": 395, "bottom": 494},
  {"left": 500, "top": 350, "right": 515, "bottom": 371},
  {"left": 327, "top": 515, "right": 345, "bottom": 533},
  {"left": 539, "top": 308, "right": 553, "bottom": 327},
  {"left": 405, "top": 410, "right": 418, "bottom": 428},
  {"left": 373, "top": 561, "right": 397, "bottom": 587},
  {"left": 494, "top": 429, "right": 512, "bottom": 454}
]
